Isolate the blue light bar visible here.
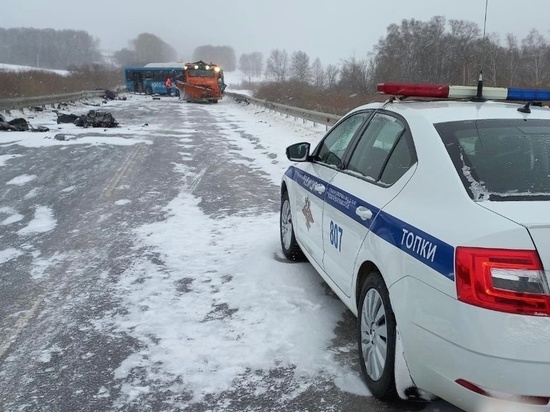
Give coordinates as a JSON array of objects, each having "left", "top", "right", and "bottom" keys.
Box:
[{"left": 507, "top": 88, "right": 550, "bottom": 101}]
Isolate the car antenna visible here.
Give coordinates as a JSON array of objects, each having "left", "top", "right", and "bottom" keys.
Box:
[
  {"left": 518, "top": 101, "right": 532, "bottom": 114},
  {"left": 471, "top": 0, "right": 489, "bottom": 103},
  {"left": 471, "top": 71, "right": 486, "bottom": 102}
]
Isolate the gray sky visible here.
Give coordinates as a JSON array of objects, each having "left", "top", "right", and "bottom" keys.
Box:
[{"left": 3, "top": 0, "right": 550, "bottom": 65}]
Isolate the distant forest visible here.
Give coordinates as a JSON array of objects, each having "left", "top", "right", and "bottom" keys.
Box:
[
  {"left": 0, "top": 28, "right": 102, "bottom": 69},
  {"left": 0, "top": 28, "right": 179, "bottom": 70},
  {"left": 250, "top": 16, "right": 550, "bottom": 114},
  {"left": 3, "top": 17, "right": 550, "bottom": 111}
]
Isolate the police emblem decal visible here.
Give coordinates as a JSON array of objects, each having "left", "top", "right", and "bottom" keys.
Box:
[{"left": 302, "top": 196, "right": 314, "bottom": 230}]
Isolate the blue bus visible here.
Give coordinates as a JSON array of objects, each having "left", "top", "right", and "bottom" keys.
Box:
[{"left": 124, "top": 65, "right": 182, "bottom": 95}]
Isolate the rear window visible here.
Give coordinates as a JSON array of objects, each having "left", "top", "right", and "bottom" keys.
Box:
[{"left": 436, "top": 119, "right": 550, "bottom": 201}]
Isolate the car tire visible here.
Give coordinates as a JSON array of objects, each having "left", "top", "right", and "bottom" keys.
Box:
[
  {"left": 280, "top": 190, "right": 304, "bottom": 261},
  {"left": 358, "top": 271, "right": 398, "bottom": 400},
  {"left": 145, "top": 86, "right": 153, "bottom": 95}
]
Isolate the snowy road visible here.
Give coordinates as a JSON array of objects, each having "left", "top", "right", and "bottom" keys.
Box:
[{"left": 0, "top": 95, "right": 459, "bottom": 411}]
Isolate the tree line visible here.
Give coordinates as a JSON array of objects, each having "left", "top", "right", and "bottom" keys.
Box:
[
  {"left": 0, "top": 27, "right": 239, "bottom": 71},
  {"left": 3, "top": 17, "right": 550, "bottom": 103},
  {"left": 242, "top": 16, "right": 550, "bottom": 96},
  {"left": 0, "top": 28, "right": 101, "bottom": 69}
]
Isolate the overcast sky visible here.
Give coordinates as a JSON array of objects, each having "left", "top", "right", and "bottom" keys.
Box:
[{"left": 3, "top": 0, "right": 550, "bottom": 65}]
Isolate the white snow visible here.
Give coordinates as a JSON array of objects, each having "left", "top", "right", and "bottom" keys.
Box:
[
  {"left": 1, "top": 213, "right": 24, "bottom": 226},
  {"left": 30, "top": 252, "right": 68, "bottom": 280},
  {"left": 0, "top": 206, "right": 24, "bottom": 226},
  {"left": 17, "top": 206, "right": 56, "bottom": 235},
  {"left": 0, "top": 63, "right": 70, "bottom": 77},
  {"left": 2, "top": 94, "right": 371, "bottom": 407},
  {"left": 100, "top": 98, "right": 369, "bottom": 408},
  {"left": 0, "top": 248, "right": 23, "bottom": 264},
  {"left": 0, "top": 97, "right": 153, "bottom": 150},
  {"left": 24, "top": 188, "right": 39, "bottom": 200},
  {"left": 111, "top": 192, "right": 365, "bottom": 405},
  {"left": 6, "top": 174, "right": 37, "bottom": 186},
  {"left": 0, "top": 154, "right": 22, "bottom": 166}
]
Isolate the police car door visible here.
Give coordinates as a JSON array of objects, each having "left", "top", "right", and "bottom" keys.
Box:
[
  {"left": 293, "top": 112, "right": 370, "bottom": 267},
  {"left": 322, "top": 112, "right": 417, "bottom": 297}
]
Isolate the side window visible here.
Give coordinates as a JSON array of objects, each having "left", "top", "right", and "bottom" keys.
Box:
[
  {"left": 315, "top": 112, "right": 369, "bottom": 167},
  {"left": 347, "top": 113, "right": 409, "bottom": 182},
  {"left": 380, "top": 134, "right": 416, "bottom": 185}
]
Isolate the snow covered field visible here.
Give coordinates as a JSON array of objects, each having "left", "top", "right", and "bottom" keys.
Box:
[{"left": 0, "top": 63, "right": 71, "bottom": 76}]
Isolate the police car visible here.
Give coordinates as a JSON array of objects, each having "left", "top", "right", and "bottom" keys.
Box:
[{"left": 280, "top": 81, "right": 550, "bottom": 411}]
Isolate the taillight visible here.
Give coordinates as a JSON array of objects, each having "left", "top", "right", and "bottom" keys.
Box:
[
  {"left": 456, "top": 247, "right": 550, "bottom": 316},
  {"left": 456, "top": 379, "right": 550, "bottom": 405}
]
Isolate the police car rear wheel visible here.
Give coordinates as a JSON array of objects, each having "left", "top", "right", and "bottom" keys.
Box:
[
  {"left": 280, "top": 191, "right": 304, "bottom": 261},
  {"left": 358, "top": 272, "right": 398, "bottom": 400}
]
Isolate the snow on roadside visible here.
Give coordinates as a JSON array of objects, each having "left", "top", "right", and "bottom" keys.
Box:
[
  {"left": 104, "top": 99, "right": 368, "bottom": 408},
  {"left": 110, "top": 191, "right": 364, "bottom": 408},
  {"left": 0, "top": 95, "right": 155, "bottom": 149}
]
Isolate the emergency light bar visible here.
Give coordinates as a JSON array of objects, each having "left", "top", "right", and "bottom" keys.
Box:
[{"left": 377, "top": 83, "right": 550, "bottom": 101}]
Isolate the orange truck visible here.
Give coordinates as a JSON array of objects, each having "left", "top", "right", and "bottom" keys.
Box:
[{"left": 176, "top": 60, "right": 226, "bottom": 103}]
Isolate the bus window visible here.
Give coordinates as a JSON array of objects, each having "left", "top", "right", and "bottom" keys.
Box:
[{"left": 124, "top": 65, "right": 184, "bottom": 95}]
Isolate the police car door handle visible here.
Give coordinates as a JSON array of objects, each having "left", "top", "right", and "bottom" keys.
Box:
[
  {"left": 314, "top": 183, "right": 326, "bottom": 194},
  {"left": 356, "top": 206, "right": 373, "bottom": 221}
]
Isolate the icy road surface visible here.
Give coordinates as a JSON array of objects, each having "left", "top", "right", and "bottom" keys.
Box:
[{"left": 0, "top": 95, "right": 459, "bottom": 411}]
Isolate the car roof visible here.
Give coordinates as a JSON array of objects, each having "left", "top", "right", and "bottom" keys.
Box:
[{"left": 353, "top": 100, "right": 550, "bottom": 124}]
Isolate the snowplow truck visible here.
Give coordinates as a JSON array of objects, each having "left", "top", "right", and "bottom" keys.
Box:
[{"left": 176, "top": 61, "right": 226, "bottom": 103}]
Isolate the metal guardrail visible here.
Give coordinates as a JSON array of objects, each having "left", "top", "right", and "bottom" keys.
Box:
[
  {"left": 225, "top": 91, "right": 341, "bottom": 129},
  {"left": 0, "top": 90, "right": 107, "bottom": 111},
  {"left": 1, "top": 89, "right": 341, "bottom": 130}
]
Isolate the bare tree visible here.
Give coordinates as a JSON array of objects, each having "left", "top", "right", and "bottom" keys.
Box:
[
  {"left": 505, "top": 33, "right": 520, "bottom": 86},
  {"left": 239, "top": 52, "right": 263, "bottom": 82},
  {"left": 311, "top": 58, "right": 326, "bottom": 89},
  {"left": 289, "top": 50, "right": 311, "bottom": 83},
  {"left": 249, "top": 52, "right": 263, "bottom": 77},
  {"left": 338, "top": 57, "right": 369, "bottom": 93},
  {"left": 265, "top": 49, "right": 289, "bottom": 82},
  {"left": 521, "top": 29, "right": 549, "bottom": 87},
  {"left": 479, "top": 34, "right": 501, "bottom": 86},
  {"left": 448, "top": 19, "right": 481, "bottom": 84},
  {"left": 325, "top": 64, "right": 339, "bottom": 89}
]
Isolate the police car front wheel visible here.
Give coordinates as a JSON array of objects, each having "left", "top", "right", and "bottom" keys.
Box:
[
  {"left": 280, "top": 191, "right": 304, "bottom": 261},
  {"left": 358, "top": 272, "right": 398, "bottom": 400}
]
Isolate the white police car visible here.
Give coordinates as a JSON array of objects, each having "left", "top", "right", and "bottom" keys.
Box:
[{"left": 280, "top": 81, "right": 550, "bottom": 411}]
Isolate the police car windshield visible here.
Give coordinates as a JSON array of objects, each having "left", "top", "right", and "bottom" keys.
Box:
[{"left": 436, "top": 119, "right": 550, "bottom": 201}]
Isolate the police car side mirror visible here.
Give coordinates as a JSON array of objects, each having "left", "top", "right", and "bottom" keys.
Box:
[{"left": 286, "top": 142, "right": 311, "bottom": 162}]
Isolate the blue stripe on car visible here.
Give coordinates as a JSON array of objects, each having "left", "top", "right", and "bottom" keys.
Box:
[{"left": 286, "top": 166, "right": 455, "bottom": 280}]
